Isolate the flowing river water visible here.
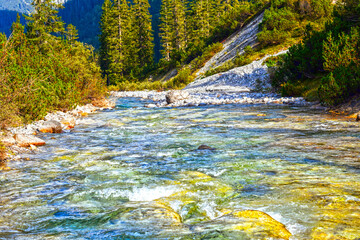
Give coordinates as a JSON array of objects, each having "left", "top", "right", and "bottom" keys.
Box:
[{"left": 1, "top": 97, "right": 360, "bottom": 239}]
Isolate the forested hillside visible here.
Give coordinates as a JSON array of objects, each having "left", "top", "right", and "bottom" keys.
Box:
[
  {"left": 0, "top": 0, "right": 105, "bottom": 128},
  {"left": 0, "top": 0, "right": 162, "bottom": 58}
]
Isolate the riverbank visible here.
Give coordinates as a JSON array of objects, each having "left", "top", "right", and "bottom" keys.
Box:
[
  {"left": 0, "top": 98, "right": 115, "bottom": 169},
  {"left": 111, "top": 90, "right": 310, "bottom": 108}
]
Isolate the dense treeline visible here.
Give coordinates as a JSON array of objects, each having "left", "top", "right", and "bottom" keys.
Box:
[
  {"left": 273, "top": 0, "right": 360, "bottom": 105},
  {"left": 100, "top": 0, "right": 268, "bottom": 86},
  {"left": 0, "top": 0, "right": 105, "bottom": 127},
  {"left": 99, "top": 0, "right": 155, "bottom": 84}
]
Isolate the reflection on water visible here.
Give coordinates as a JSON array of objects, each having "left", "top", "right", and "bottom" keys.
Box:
[{"left": 0, "top": 98, "right": 360, "bottom": 239}]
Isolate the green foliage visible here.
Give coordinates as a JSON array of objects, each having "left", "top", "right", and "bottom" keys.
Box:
[
  {"left": 165, "top": 67, "right": 193, "bottom": 89},
  {"left": 258, "top": 0, "right": 333, "bottom": 46},
  {"left": 0, "top": 1, "right": 105, "bottom": 127},
  {"left": 273, "top": 0, "right": 360, "bottom": 106}
]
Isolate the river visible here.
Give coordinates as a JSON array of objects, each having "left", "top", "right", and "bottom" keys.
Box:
[{"left": 0, "top": 97, "right": 359, "bottom": 239}]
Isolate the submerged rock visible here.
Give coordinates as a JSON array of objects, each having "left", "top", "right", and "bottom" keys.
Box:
[
  {"left": 38, "top": 120, "right": 62, "bottom": 133},
  {"left": 114, "top": 202, "right": 182, "bottom": 226},
  {"left": 197, "top": 145, "right": 216, "bottom": 150},
  {"left": 166, "top": 90, "right": 190, "bottom": 104},
  {"left": 229, "top": 210, "right": 291, "bottom": 239}
]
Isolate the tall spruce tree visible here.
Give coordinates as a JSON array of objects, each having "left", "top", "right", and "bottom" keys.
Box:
[
  {"left": 133, "top": 0, "right": 154, "bottom": 75},
  {"left": 99, "top": 0, "right": 114, "bottom": 84},
  {"left": 159, "top": 0, "right": 187, "bottom": 62},
  {"left": 25, "top": 0, "right": 65, "bottom": 50},
  {"left": 159, "top": 0, "right": 174, "bottom": 61},
  {"left": 100, "top": 0, "right": 133, "bottom": 84}
]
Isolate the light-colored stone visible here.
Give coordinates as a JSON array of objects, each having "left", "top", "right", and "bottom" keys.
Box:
[
  {"left": 166, "top": 90, "right": 190, "bottom": 104},
  {"left": 38, "top": 120, "right": 62, "bottom": 133},
  {"left": 61, "top": 117, "right": 76, "bottom": 129},
  {"left": 29, "top": 144, "right": 37, "bottom": 151},
  {"left": 14, "top": 134, "right": 45, "bottom": 147},
  {"left": 145, "top": 104, "right": 157, "bottom": 108}
]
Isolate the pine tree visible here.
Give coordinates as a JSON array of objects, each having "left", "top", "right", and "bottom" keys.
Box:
[
  {"left": 99, "top": 0, "right": 114, "bottom": 84},
  {"left": 25, "top": 0, "right": 65, "bottom": 49},
  {"left": 159, "top": 0, "right": 174, "bottom": 61},
  {"left": 133, "top": 0, "right": 154, "bottom": 75},
  {"left": 66, "top": 24, "right": 79, "bottom": 44},
  {"left": 159, "top": 0, "right": 187, "bottom": 62},
  {"left": 100, "top": 0, "right": 132, "bottom": 84},
  {"left": 172, "top": 0, "right": 187, "bottom": 59}
]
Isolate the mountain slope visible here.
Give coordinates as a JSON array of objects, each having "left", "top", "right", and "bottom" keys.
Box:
[{"left": 196, "top": 12, "right": 264, "bottom": 78}]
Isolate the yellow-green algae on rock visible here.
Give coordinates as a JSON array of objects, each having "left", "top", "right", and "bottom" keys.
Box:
[{"left": 229, "top": 210, "right": 291, "bottom": 239}]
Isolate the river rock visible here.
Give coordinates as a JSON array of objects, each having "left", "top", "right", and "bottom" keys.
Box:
[
  {"left": 38, "top": 120, "right": 62, "bottom": 133},
  {"left": 14, "top": 134, "right": 46, "bottom": 147},
  {"left": 166, "top": 90, "right": 190, "bottom": 104},
  {"left": 198, "top": 145, "right": 216, "bottom": 150},
  {"left": 61, "top": 117, "right": 76, "bottom": 129},
  {"left": 217, "top": 210, "right": 292, "bottom": 240}
]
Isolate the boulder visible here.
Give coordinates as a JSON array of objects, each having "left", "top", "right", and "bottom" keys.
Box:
[
  {"left": 165, "top": 90, "right": 190, "bottom": 104},
  {"left": 38, "top": 120, "right": 62, "bottom": 133},
  {"left": 14, "top": 134, "right": 45, "bottom": 147}
]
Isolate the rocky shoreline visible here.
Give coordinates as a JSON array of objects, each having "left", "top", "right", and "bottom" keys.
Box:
[
  {"left": 0, "top": 98, "right": 115, "bottom": 168},
  {"left": 111, "top": 90, "right": 311, "bottom": 108}
]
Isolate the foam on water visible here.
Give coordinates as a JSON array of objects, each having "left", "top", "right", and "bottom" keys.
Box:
[{"left": 127, "top": 186, "right": 179, "bottom": 202}]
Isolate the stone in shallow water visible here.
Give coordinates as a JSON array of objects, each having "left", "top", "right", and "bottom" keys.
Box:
[
  {"left": 197, "top": 145, "right": 216, "bottom": 150},
  {"left": 219, "top": 210, "right": 291, "bottom": 240}
]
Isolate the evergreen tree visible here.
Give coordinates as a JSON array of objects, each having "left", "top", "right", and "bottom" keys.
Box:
[
  {"left": 100, "top": 0, "right": 135, "bottom": 84},
  {"left": 133, "top": 0, "right": 154, "bottom": 75},
  {"left": 159, "top": 0, "right": 174, "bottom": 61},
  {"left": 66, "top": 24, "right": 79, "bottom": 44},
  {"left": 25, "top": 0, "right": 65, "bottom": 50},
  {"left": 159, "top": 0, "right": 187, "bottom": 62},
  {"left": 99, "top": 0, "right": 113, "bottom": 83}
]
